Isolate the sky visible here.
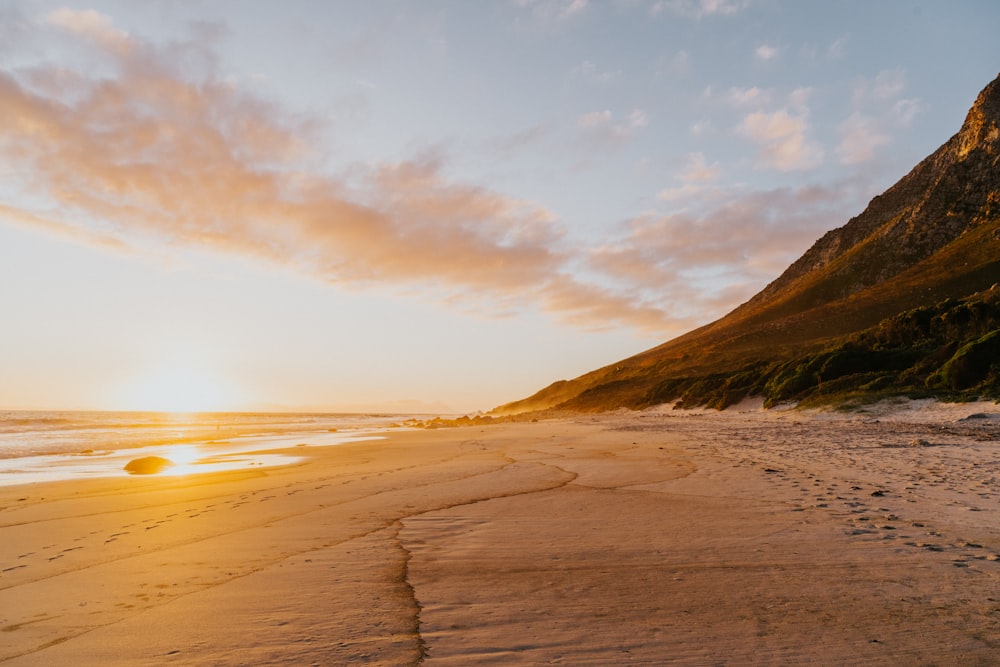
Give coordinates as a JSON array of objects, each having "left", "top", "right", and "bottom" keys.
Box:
[{"left": 1, "top": 0, "right": 998, "bottom": 414}]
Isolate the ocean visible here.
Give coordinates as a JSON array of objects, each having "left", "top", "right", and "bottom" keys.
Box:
[{"left": 0, "top": 411, "right": 415, "bottom": 486}]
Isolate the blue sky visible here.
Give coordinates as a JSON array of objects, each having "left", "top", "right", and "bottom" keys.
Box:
[{"left": 1, "top": 0, "right": 998, "bottom": 412}]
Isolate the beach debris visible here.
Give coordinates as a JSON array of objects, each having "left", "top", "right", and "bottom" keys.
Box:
[
  {"left": 959, "top": 413, "right": 997, "bottom": 422},
  {"left": 124, "top": 456, "right": 175, "bottom": 475},
  {"left": 909, "top": 438, "right": 930, "bottom": 447}
]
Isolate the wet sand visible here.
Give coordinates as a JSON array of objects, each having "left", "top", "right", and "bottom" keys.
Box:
[{"left": 2, "top": 402, "right": 1000, "bottom": 665}]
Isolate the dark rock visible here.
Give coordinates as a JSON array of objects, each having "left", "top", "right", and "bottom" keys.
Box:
[{"left": 124, "top": 456, "right": 175, "bottom": 475}]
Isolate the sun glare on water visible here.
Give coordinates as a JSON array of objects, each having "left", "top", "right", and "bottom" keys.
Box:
[{"left": 122, "top": 365, "right": 238, "bottom": 413}]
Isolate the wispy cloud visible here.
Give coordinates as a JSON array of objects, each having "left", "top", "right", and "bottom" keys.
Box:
[
  {"left": 836, "top": 113, "right": 890, "bottom": 165},
  {"left": 739, "top": 109, "right": 824, "bottom": 170},
  {"left": 827, "top": 36, "right": 848, "bottom": 59},
  {"left": 45, "top": 7, "right": 134, "bottom": 54},
  {"left": 573, "top": 59, "right": 621, "bottom": 84},
  {"left": 0, "top": 11, "right": 672, "bottom": 333},
  {"left": 726, "top": 85, "right": 771, "bottom": 108},
  {"left": 651, "top": 0, "right": 751, "bottom": 18},
  {"left": 658, "top": 152, "right": 721, "bottom": 202},
  {"left": 658, "top": 49, "right": 691, "bottom": 76},
  {"left": 575, "top": 108, "right": 649, "bottom": 145},
  {"left": 590, "top": 181, "right": 865, "bottom": 323},
  {"left": 515, "top": 0, "right": 589, "bottom": 24},
  {"left": 678, "top": 152, "right": 721, "bottom": 183},
  {"left": 491, "top": 120, "right": 557, "bottom": 156},
  {"left": 690, "top": 119, "right": 712, "bottom": 136},
  {"left": 754, "top": 43, "right": 779, "bottom": 61},
  {"left": 836, "top": 68, "right": 921, "bottom": 164}
]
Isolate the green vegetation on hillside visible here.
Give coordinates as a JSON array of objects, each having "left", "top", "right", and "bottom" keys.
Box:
[{"left": 637, "top": 288, "right": 1000, "bottom": 410}]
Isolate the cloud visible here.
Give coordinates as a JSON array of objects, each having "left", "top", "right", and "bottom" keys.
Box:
[
  {"left": 677, "top": 152, "right": 721, "bottom": 183},
  {"left": 726, "top": 86, "right": 770, "bottom": 108},
  {"left": 44, "top": 7, "right": 134, "bottom": 55},
  {"left": 827, "top": 36, "right": 848, "bottom": 59},
  {"left": 872, "top": 68, "right": 905, "bottom": 102},
  {"left": 836, "top": 112, "right": 890, "bottom": 165},
  {"left": 492, "top": 120, "right": 556, "bottom": 156},
  {"left": 836, "top": 69, "right": 921, "bottom": 165},
  {"left": 739, "top": 109, "right": 824, "bottom": 171},
  {"left": 892, "top": 98, "right": 920, "bottom": 126},
  {"left": 590, "top": 181, "right": 866, "bottom": 323},
  {"left": 574, "top": 59, "right": 621, "bottom": 84},
  {"left": 657, "top": 183, "right": 705, "bottom": 203},
  {"left": 515, "top": 0, "right": 589, "bottom": 24},
  {"left": 754, "top": 44, "right": 779, "bottom": 61},
  {"left": 651, "top": 0, "right": 751, "bottom": 18},
  {"left": 575, "top": 108, "right": 648, "bottom": 144},
  {"left": 661, "top": 49, "right": 691, "bottom": 75},
  {"left": 0, "top": 11, "right": 675, "bottom": 334},
  {"left": 577, "top": 109, "right": 613, "bottom": 128},
  {"left": 690, "top": 119, "right": 712, "bottom": 136},
  {"left": 787, "top": 87, "right": 813, "bottom": 113}
]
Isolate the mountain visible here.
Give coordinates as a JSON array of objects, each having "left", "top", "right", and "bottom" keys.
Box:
[{"left": 496, "top": 73, "right": 1000, "bottom": 415}]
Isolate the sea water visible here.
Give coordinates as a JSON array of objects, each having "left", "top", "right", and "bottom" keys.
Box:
[{"left": 0, "top": 411, "right": 416, "bottom": 486}]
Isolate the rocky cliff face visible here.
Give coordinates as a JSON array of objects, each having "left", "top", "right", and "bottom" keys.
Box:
[{"left": 745, "top": 73, "right": 1000, "bottom": 313}]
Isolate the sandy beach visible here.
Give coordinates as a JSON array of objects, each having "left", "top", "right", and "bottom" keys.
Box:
[{"left": 3, "top": 402, "right": 1000, "bottom": 665}]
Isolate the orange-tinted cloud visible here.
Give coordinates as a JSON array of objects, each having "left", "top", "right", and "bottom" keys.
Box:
[
  {"left": 0, "top": 11, "right": 673, "bottom": 332},
  {"left": 739, "top": 109, "right": 823, "bottom": 171},
  {"left": 589, "top": 182, "right": 865, "bottom": 324}
]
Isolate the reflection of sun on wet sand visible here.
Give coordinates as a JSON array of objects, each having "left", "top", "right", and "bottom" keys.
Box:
[{"left": 2, "top": 401, "right": 1000, "bottom": 665}]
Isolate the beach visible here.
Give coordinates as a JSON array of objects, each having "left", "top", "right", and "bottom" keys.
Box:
[{"left": 2, "top": 402, "right": 1000, "bottom": 665}]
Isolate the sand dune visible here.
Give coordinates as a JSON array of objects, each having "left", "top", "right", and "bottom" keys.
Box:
[{"left": 2, "top": 403, "right": 999, "bottom": 664}]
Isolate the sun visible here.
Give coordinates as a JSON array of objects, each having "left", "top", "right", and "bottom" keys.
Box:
[{"left": 121, "top": 365, "right": 237, "bottom": 413}]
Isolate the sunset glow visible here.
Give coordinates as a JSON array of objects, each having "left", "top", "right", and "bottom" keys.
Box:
[
  {"left": 118, "top": 366, "right": 239, "bottom": 414},
  {"left": 0, "top": 2, "right": 997, "bottom": 413}
]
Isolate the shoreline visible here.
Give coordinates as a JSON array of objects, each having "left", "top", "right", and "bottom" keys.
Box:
[
  {"left": 2, "top": 403, "right": 1000, "bottom": 664},
  {"left": 0, "top": 427, "right": 392, "bottom": 487}
]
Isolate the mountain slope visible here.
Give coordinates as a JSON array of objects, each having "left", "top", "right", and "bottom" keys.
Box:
[{"left": 496, "top": 73, "right": 1000, "bottom": 415}]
